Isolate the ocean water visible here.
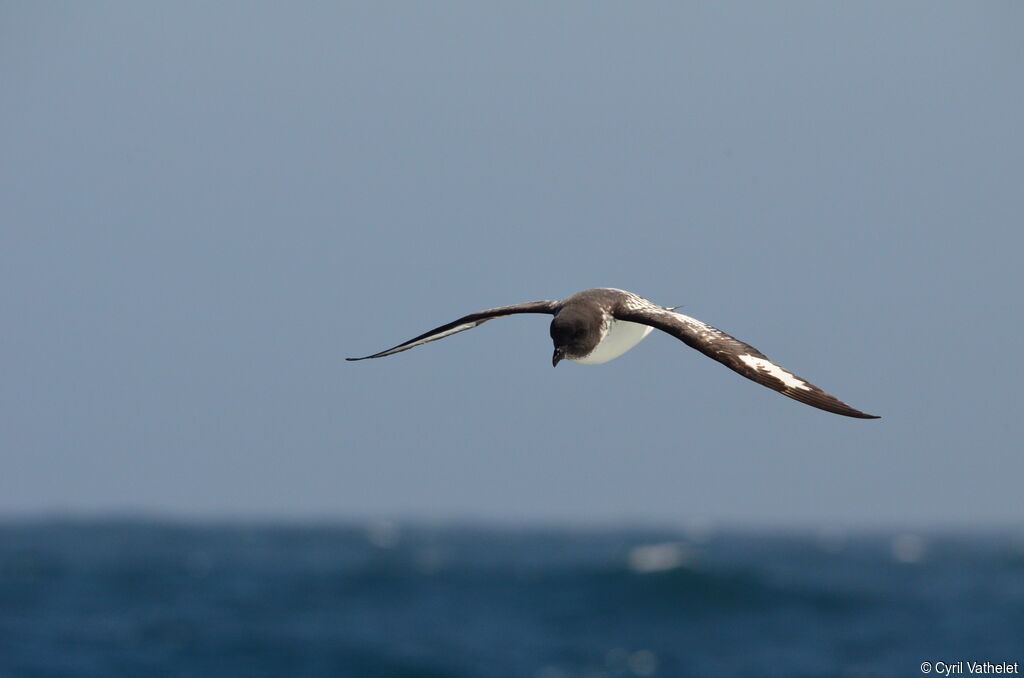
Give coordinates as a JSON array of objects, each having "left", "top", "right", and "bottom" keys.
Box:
[{"left": 0, "top": 521, "right": 1021, "bottom": 678}]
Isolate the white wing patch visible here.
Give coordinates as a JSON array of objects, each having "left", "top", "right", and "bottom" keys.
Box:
[
  {"left": 369, "top": 321, "right": 482, "bottom": 358},
  {"left": 404, "top": 322, "right": 480, "bottom": 348},
  {"left": 737, "top": 354, "right": 811, "bottom": 391}
]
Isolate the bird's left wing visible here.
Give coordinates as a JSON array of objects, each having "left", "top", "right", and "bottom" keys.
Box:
[
  {"left": 615, "top": 304, "right": 879, "bottom": 419},
  {"left": 347, "top": 300, "right": 560, "bottom": 361}
]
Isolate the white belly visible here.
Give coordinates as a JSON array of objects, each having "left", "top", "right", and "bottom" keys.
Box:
[{"left": 571, "top": 320, "right": 654, "bottom": 365}]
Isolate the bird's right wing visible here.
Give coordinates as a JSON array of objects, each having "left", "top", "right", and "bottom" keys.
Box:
[
  {"left": 346, "top": 300, "right": 560, "bottom": 361},
  {"left": 615, "top": 304, "right": 880, "bottom": 419}
]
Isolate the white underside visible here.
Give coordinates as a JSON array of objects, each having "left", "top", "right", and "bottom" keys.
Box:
[{"left": 571, "top": 319, "right": 654, "bottom": 365}]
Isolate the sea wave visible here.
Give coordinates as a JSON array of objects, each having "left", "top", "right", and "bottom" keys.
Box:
[{"left": 1, "top": 520, "right": 1021, "bottom": 678}]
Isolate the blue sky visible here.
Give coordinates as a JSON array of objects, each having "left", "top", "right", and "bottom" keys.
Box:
[{"left": 2, "top": 2, "right": 1022, "bottom": 527}]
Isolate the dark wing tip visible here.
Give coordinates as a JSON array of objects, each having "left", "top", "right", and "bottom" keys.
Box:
[{"left": 780, "top": 386, "right": 881, "bottom": 419}]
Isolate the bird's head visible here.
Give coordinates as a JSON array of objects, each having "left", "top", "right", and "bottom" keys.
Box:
[{"left": 549, "top": 310, "right": 601, "bottom": 367}]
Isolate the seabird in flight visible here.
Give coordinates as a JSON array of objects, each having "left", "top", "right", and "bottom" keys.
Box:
[{"left": 347, "top": 288, "right": 879, "bottom": 419}]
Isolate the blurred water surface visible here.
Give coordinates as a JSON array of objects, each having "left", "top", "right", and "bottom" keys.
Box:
[{"left": 1, "top": 520, "right": 1021, "bottom": 678}]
